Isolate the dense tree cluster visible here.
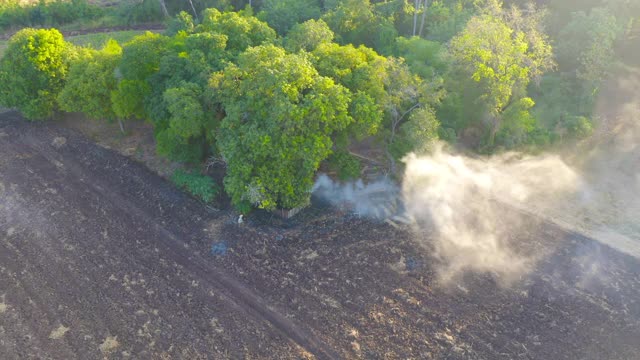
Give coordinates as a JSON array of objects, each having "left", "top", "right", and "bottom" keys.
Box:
[
  {"left": 1, "top": 0, "right": 636, "bottom": 210},
  {"left": 0, "top": 28, "right": 73, "bottom": 120}
]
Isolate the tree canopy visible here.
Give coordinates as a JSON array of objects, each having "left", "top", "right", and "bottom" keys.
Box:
[
  {"left": 212, "top": 45, "right": 352, "bottom": 209},
  {"left": 57, "top": 39, "right": 122, "bottom": 123},
  {"left": 446, "top": 4, "right": 554, "bottom": 147},
  {"left": 0, "top": 0, "right": 632, "bottom": 210},
  {"left": 0, "top": 28, "right": 72, "bottom": 120}
]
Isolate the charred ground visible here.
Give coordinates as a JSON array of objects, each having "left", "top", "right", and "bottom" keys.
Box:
[{"left": 0, "top": 111, "right": 639, "bottom": 359}]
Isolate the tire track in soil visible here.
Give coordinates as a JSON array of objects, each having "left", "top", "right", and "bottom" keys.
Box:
[
  {"left": 0, "top": 113, "right": 339, "bottom": 359},
  {"left": 0, "top": 125, "right": 251, "bottom": 358},
  {"left": 1, "top": 124, "right": 278, "bottom": 359},
  {"left": 0, "top": 133, "right": 167, "bottom": 359},
  {"left": 214, "top": 190, "right": 640, "bottom": 358}
]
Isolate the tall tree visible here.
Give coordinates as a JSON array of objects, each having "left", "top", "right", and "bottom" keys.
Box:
[
  {"left": 322, "top": 0, "right": 398, "bottom": 53},
  {"left": 0, "top": 28, "right": 72, "bottom": 120},
  {"left": 212, "top": 45, "right": 352, "bottom": 210},
  {"left": 259, "top": 0, "right": 321, "bottom": 35},
  {"left": 311, "top": 42, "right": 388, "bottom": 139},
  {"left": 412, "top": 0, "right": 429, "bottom": 37},
  {"left": 197, "top": 7, "right": 276, "bottom": 55},
  {"left": 284, "top": 19, "right": 334, "bottom": 52},
  {"left": 557, "top": 7, "right": 622, "bottom": 84},
  {"left": 57, "top": 40, "right": 124, "bottom": 131},
  {"left": 383, "top": 57, "right": 442, "bottom": 168},
  {"left": 158, "top": 0, "right": 170, "bottom": 17},
  {"left": 448, "top": 3, "right": 554, "bottom": 146},
  {"left": 112, "top": 32, "right": 173, "bottom": 120}
]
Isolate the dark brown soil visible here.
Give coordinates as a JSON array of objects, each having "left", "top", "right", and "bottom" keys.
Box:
[
  {"left": 0, "top": 111, "right": 327, "bottom": 359},
  {"left": 1, "top": 111, "right": 639, "bottom": 359}
]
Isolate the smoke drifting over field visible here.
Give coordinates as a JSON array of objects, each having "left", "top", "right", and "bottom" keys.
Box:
[
  {"left": 402, "top": 72, "right": 640, "bottom": 284},
  {"left": 312, "top": 174, "right": 399, "bottom": 219},
  {"left": 313, "top": 72, "right": 640, "bottom": 285},
  {"left": 402, "top": 147, "right": 578, "bottom": 284}
]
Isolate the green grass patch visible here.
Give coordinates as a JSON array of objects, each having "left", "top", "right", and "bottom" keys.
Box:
[
  {"left": 67, "top": 30, "right": 148, "bottom": 48},
  {"left": 0, "top": 40, "right": 7, "bottom": 58},
  {"left": 171, "top": 169, "right": 219, "bottom": 203}
]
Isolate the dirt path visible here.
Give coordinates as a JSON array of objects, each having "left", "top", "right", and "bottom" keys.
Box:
[{"left": 1, "top": 111, "right": 639, "bottom": 359}]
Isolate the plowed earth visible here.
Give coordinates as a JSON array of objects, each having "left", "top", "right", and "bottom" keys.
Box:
[{"left": 0, "top": 111, "right": 639, "bottom": 359}]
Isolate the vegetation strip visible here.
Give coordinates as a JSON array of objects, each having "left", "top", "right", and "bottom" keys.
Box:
[{"left": 0, "top": 0, "right": 638, "bottom": 213}]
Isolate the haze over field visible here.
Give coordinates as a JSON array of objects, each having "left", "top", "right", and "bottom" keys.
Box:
[{"left": 315, "top": 71, "right": 640, "bottom": 286}]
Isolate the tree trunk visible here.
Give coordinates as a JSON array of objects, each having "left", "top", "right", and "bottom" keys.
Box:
[
  {"left": 418, "top": 0, "right": 428, "bottom": 37},
  {"left": 118, "top": 119, "right": 125, "bottom": 134},
  {"left": 413, "top": 0, "right": 419, "bottom": 36},
  {"left": 187, "top": 0, "right": 198, "bottom": 21},
  {"left": 157, "top": 0, "right": 169, "bottom": 18}
]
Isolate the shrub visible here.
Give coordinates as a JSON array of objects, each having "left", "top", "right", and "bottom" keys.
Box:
[
  {"left": 57, "top": 39, "right": 122, "bottom": 122},
  {"left": 327, "top": 151, "right": 361, "bottom": 181},
  {"left": 0, "top": 0, "right": 104, "bottom": 31},
  {"left": 0, "top": 28, "right": 72, "bottom": 120},
  {"left": 171, "top": 169, "right": 219, "bottom": 203},
  {"left": 564, "top": 116, "right": 593, "bottom": 139}
]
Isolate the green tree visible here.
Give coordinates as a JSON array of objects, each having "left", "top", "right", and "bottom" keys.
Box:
[
  {"left": 494, "top": 96, "right": 538, "bottom": 148},
  {"left": 165, "top": 10, "right": 196, "bottom": 36},
  {"left": 394, "top": 36, "right": 447, "bottom": 79},
  {"left": 259, "top": 0, "right": 321, "bottom": 35},
  {"left": 197, "top": 7, "right": 276, "bottom": 55},
  {"left": 57, "top": 40, "right": 124, "bottom": 129},
  {"left": 155, "top": 81, "right": 216, "bottom": 162},
  {"left": 390, "top": 105, "right": 440, "bottom": 156},
  {"left": 422, "top": 0, "right": 474, "bottom": 42},
  {"left": 448, "top": 8, "right": 553, "bottom": 146},
  {"left": 383, "top": 57, "right": 443, "bottom": 167},
  {"left": 557, "top": 7, "right": 622, "bottom": 84},
  {"left": 0, "top": 28, "right": 72, "bottom": 120},
  {"left": 528, "top": 73, "right": 596, "bottom": 143},
  {"left": 311, "top": 42, "right": 388, "bottom": 138},
  {"left": 212, "top": 45, "right": 352, "bottom": 210},
  {"left": 145, "top": 32, "right": 228, "bottom": 162},
  {"left": 284, "top": 18, "right": 334, "bottom": 53},
  {"left": 112, "top": 32, "right": 173, "bottom": 120},
  {"left": 322, "top": 0, "right": 397, "bottom": 53}
]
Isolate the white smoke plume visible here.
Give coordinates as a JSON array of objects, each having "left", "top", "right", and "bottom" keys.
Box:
[
  {"left": 313, "top": 71, "right": 640, "bottom": 286},
  {"left": 554, "top": 75, "right": 640, "bottom": 258},
  {"left": 402, "top": 147, "right": 579, "bottom": 284},
  {"left": 312, "top": 174, "right": 399, "bottom": 219},
  {"left": 402, "top": 71, "right": 640, "bottom": 284}
]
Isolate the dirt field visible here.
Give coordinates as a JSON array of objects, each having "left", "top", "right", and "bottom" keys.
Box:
[{"left": 1, "top": 110, "right": 639, "bottom": 359}]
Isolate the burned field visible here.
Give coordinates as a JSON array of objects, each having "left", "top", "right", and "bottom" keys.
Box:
[{"left": 0, "top": 111, "right": 639, "bottom": 359}]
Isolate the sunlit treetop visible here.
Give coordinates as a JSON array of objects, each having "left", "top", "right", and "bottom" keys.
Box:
[{"left": 197, "top": 8, "right": 276, "bottom": 55}]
